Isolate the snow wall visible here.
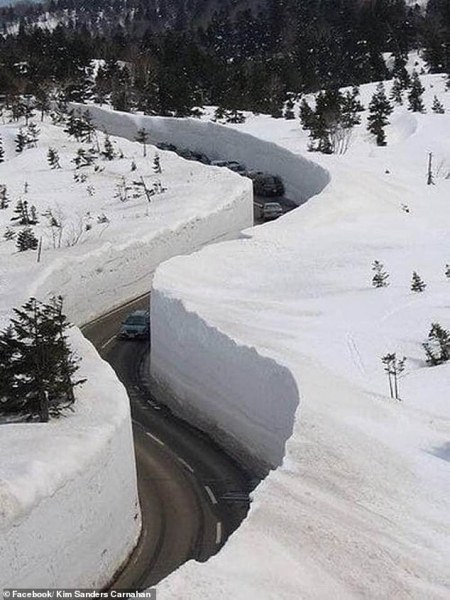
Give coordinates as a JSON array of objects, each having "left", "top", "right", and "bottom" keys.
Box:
[
  {"left": 0, "top": 330, "right": 140, "bottom": 589},
  {"left": 1, "top": 112, "right": 253, "bottom": 588},
  {"left": 150, "top": 293, "right": 299, "bottom": 474},
  {"left": 72, "top": 104, "right": 330, "bottom": 205}
]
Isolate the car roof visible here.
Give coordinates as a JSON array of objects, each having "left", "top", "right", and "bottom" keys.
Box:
[{"left": 128, "top": 310, "right": 149, "bottom": 317}]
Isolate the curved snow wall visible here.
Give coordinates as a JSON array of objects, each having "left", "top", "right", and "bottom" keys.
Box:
[
  {"left": 0, "top": 114, "right": 252, "bottom": 587},
  {"left": 150, "top": 291, "right": 299, "bottom": 474},
  {"left": 0, "top": 330, "right": 140, "bottom": 589},
  {"left": 73, "top": 104, "right": 330, "bottom": 204}
]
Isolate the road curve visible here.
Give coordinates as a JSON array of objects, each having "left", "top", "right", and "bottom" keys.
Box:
[{"left": 82, "top": 294, "right": 257, "bottom": 589}]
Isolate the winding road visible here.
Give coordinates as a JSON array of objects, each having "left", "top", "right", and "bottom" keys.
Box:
[{"left": 82, "top": 295, "right": 257, "bottom": 589}]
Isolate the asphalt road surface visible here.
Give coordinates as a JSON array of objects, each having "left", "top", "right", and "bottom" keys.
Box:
[
  {"left": 254, "top": 195, "right": 298, "bottom": 223},
  {"left": 82, "top": 296, "right": 258, "bottom": 589}
]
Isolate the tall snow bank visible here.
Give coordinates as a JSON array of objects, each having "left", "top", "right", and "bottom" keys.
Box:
[
  {"left": 151, "top": 290, "right": 298, "bottom": 473},
  {"left": 0, "top": 330, "right": 140, "bottom": 588},
  {"left": 151, "top": 75, "right": 450, "bottom": 598},
  {"left": 72, "top": 104, "right": 330, "bottom": 205},
  {"left": 0, "top": 117, "right": 252, "bottom": 587}
]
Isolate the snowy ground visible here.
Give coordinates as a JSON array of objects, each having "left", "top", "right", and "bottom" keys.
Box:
[
  {"left": 152, "top": 74, "right": 450, "bottom": 598},
  {"left": 0, "top": 116, "right": 252, "bottom": 587}
]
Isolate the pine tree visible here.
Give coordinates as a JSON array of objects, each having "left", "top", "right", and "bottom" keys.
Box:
[
  {"left": 372, "top": 260, "right": 389, "bottom": 287},
  {"left": 29, "top": 205, "right": 38, "bottom": 225},
  {"left": 47, "top": 147, "right": 61, "bottom": 169},
  {"left": 0, "top": 135, "right": 5, "bottom": 163},
  {"left": 15, "top": 129, "right": 27, "bottom": 153},
  {"left": 153, "top": 153, "right": 162, "bottom": 174},
  {"left": 431, "top": 96, "right": 445, "bottom": 114},
  {"left": 445, "top": 264, "right": 450, "bottom": 279},
  {"left": 11, "top": 200, "right": 31, "bottom": 225},
  {"left": 390, "top": 79, "right": 404, "bottom": 105},
  {"left": 411, "top": 271, "right": 426, "bottom": 292},
  {"left": 131, "top": 160, "right": 137, "bottom": 172},
  {"left": 135, "top": 128, "right": 150, "bottom": 157},
  {"left": 408, "top": 72, "right": 426, "bottom": 113},
  {"left": 299, "top": 99, "right": 315, "bottom": 130},
  {"left": 72, "top": 148, "right": 97, "bottom": 169},
  {"left": 0, "top": 297, "right": 84, "bottom": 420},
  {"left": 0, "top": 185, "right": 9, "bottom": 209},
  {"left": 367, "top": 83, "right": 393, "bottom": 146},
  {"left": 101, "top": 134, "right": 115, "bottom": 160},
  {"left": 423, "top": 323, "right": 450, "bottom": 366},
  {"left": 16, "top": 227, "right": 38, "bottom": 251},
  {"left": 27, "top": 122, "right": 40, "bottom": 147},
  {"left": 284, "top": 95, "right": 296, "bottom": 120},
  {"left": 3, "top": 227, "right": 15, "bottom": 240}
]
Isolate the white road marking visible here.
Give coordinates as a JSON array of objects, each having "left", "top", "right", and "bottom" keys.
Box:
[
  {"left": 215, "top": 521, "right": 222, "bottom": 545},
  {"left": 100, "top": 335, "right": 116, "bottom": 350},
  {"left": 176, "top": 456, "right": 195, "bottom": 473},
  {"left": 204, "top": 485, "right": 218, "bottom": 505},
  {"left": 145, "top": 432, "right": 165, "bottom": 447}
]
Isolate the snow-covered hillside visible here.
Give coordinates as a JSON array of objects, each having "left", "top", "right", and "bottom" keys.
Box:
[
  {"left": 0, "top": 115, "right": 252, "bottom": 587},
  {"left": 152, "top": 74, "right": 450, "bottom": 598}
]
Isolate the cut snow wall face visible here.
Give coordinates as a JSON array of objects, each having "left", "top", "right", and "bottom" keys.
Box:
[
  {"left": 150, "top": 291, "right": 299, "bottom": 473},
  {"left": 30, "top": 185, "right": 251, "bottom": 325},
  {"left": 72, "top": 104, "right": 330, "bottom": 205}
]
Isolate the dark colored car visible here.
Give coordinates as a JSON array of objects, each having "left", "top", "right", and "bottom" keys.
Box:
[
  {"left": 247, "top": 172, "right": 285, "bottom": 197},
  {"left": 119, "top": 310, "right": 150, "bottom": 339}
]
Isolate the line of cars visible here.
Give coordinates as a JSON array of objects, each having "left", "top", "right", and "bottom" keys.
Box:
[{"left": 156, "top": 142, "right": 286, "bottom": 218}]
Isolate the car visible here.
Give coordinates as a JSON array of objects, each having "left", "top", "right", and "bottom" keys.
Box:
[
  {"left": 247, "top": 172, "right": 285, "bottom": 197},
  {"left": 119, "top": 310, "right": 150, "bottom": 339},
  {"left": 262, "top": 202, "right": 283, "bottom": 221}
]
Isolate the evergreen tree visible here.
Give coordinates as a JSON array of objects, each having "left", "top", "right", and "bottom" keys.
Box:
[
  {"left": 29, "top": 205, "right": 38, "bottom": 225},
  {"left": 131, "top": 160, "right": 137, "bottom": 172},
  {"left": 411, "top": 271, "right": 426, "bottom": 292},
  {"left": 0, "top": 297, "right": 84, "bottom": 421},
  {"left": 26, "top": 122, "right": 40, "bottom": 148},
  {"left": 299, "top": 99, "right": 315, "bottom": 131},
  {"left": 381, "top": 352, "right": 406, "bottom": 400},
  {"left": 431, "top": 95, "right": 445, "bottom": 114},
  {"left": 153, "top": 153, "right": 162, "bottom": 174},
  {"left": 408, "top": 71, "right": 426, "bottom": 113},
  {"left": 15, "top": 128, "right": 27, "bottom": 153},
  {"left": 135, "top": 128, "right": 150, "bottom": 157},
  {"left": 0, "top": 184, "right": 9, "bottom": 209},
  {"left": 372, "top": 260, "right": 389, "bottom": 288},
  {"left": 47, "top": 147, "right": 61, "bottom": 169},
  {"left": 390, "top": 79, "right": 404, "bottom": 105},
  {"left": 101, "top": 134, "right": 115, "bottom": 160},
  {"left": 11, "top": 199, "right": 31, "bottom": 225},
  {"left": 367, "top": 83, "right": 393, "bottom": 146},
  {"left": 3, "top": 227, "right": 15, "bottom": 240},
  {"left": 16, "top": 227, "right": 38, "bottom": 251},
  {"left": 284, "top": 94, "right": 296, "bottom": 120},
  {"left": 72, "top": 148, "right": 97, "bottom": 169},
  {"left": 423, "top": 323, "right": 450, "bottom": 366},
  {"left": 445, "top": 264, "right": 450, "bottom": 279},
  {"left": 0, "top": 134, "right": 4, "bottom": 162}
]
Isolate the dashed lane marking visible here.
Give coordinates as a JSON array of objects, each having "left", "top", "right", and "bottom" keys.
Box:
[
  {"left": 216, "top": 521, "right": 222, "bottom": 545},
  {"left": 100, "top": 335, "right": 116, "bottom": 350},
  {"left": 176, "top": 456, "right": 195, "bottom": 473},
  {"left": 204, "top": 485, "right": 218, "bottom": 505},
  {"left": 145, "top": 432, "right": 165, "bottom": 447}
]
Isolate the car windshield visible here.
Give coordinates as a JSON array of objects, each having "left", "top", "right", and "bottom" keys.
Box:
[{"left": 124, "top": 315, "right": 147, "bottom": 326}]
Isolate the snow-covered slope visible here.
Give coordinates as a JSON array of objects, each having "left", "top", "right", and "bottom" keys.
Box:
[
  {"left": 0, "top": 116, "right": 252, "bottom": 587},
  {"left": 152, "top": 74, "right": 450, "bottom": 598}
]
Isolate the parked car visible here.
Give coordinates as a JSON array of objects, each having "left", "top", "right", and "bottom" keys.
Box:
[
  {"left": 262, "top": 202, "right": 283, "bottom": 221},
  {"left": 155, "top": 142, "right": 178, "bottom": 152},
  {"left": 119, "top": 310, "right": 150, "bottom": 339},
  {"left": 247, "top": 171, "right": 285, "bottom": 197},
  {"left": 211, "top": 159, "right": 246, "bottom": 173}
]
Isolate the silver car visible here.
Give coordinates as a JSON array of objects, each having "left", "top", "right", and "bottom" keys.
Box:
[{"left": 119, "top": 310, "right": 150, "bottom": 339}]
